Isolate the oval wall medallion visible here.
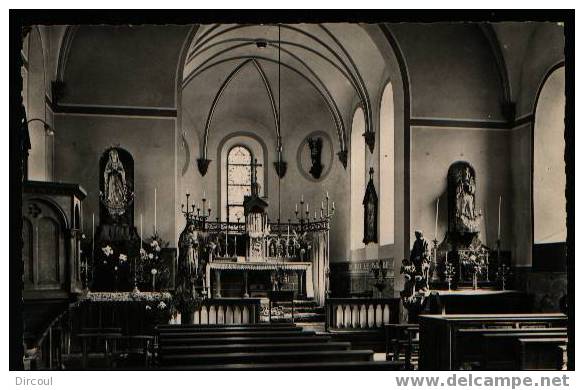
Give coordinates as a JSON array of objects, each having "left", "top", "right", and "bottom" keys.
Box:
[{"left": 297, "top": 131, "right": 334, "bottom": 182}]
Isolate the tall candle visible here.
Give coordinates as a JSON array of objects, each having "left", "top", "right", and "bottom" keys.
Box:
[
  {"left": 140, "top": 214, "right": 143, "bottom": 249},
  {"left": 434, "top": 197, "right": 440, "bottom": 240},
  {"left": 91, "top": 213, "right": 95, "bottom": 285},
  {"left": 154, "top": 187, "right": 157, "bottom": 235},
  {"left": 295, "top": 203, "right": 298, "bottom": 212},
  {"left": 497, "top": 196, "right": 502, "bottom": 240}
]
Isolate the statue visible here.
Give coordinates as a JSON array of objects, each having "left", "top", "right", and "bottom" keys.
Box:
[
  {"left": 363, "top": 167, "right": 378, "bottom": 244},
  {"left": 400, "top": 230, "right": 431, "bottom": 322},
  {"left": 307, "top": 137, "right": 324, "bottom": 179},
  {"left": 102, "top": 149, "right": 130, "bottom": 216},
  {"left": 174, "top": 221, "right": 200, "bottom": 323},
  {"left": 410, "top": 230, "right": 431, "bottom": 291},
  {"left": 449, "top": 162, "right": 482, "bottom": 233}
]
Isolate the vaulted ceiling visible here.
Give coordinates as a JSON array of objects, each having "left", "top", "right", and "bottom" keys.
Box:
[{"left": 181, "top": 23, "right": 389, "bottom": 157}]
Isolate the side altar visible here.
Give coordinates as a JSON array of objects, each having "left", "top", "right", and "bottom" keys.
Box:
[{"left": 176, "top": 159, "right": 335, "bottom": 313}]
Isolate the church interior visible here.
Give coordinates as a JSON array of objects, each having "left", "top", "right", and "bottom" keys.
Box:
[{"left": 16, "top": 19, "right": 571, "bottom": 371}]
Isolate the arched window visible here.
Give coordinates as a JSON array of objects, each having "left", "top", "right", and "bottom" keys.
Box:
[
  {"left": 226, "top": 145, "right": 254, "bottom": 221},
  {"left": 351, "top": 108, "right": 366, "bottom": 250},
  {"left": 379, "top": 82, "right": 395, "bottom": 245},
  {"left": 533, "top": 67, "right": 566, "bottom": 245}
]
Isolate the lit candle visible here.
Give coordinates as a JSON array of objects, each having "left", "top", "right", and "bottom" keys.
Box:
[
  {"left": 434, "top": 197, "right": 440, "bottom": 240},
  {"left": 154, "top": 187, "right": 157, "bottom": 235},
  {"left": 497, "top": 195, "right": 502, "bottom": 240}
]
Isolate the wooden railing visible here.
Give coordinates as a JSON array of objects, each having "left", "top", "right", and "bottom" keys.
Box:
[
  {"left": 192, "top": 298, "right": 262, "bottom": 325},
  {"left": 25, "top": 302, "right": 80, "bottom": 370},
  {"left": 325, "top": 298, "right": 400, "bottom": 331}
]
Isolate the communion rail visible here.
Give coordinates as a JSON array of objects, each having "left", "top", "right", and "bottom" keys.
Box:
[
  {"left": 325, "top": 298, "right": 400, "bottom": 331},
  {"left": 191, "top": 298, "right": 262, "bottom": 325}
]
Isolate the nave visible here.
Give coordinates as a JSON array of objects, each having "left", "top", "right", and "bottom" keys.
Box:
[{"left": 16, "top": 17, "right": 571, "bottom": 371}]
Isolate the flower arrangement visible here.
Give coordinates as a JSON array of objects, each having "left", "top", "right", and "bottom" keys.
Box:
[{"left": 136, "top": 234, "right": 171, "bottom": 292}]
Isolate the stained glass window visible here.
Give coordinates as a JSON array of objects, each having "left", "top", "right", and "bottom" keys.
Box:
[{"left": 227, "top": 146, "right": 253, "bottom": 221}]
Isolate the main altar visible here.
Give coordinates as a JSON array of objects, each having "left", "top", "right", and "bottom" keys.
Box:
[{"left": 176, "top": 159, "right": 334, "bottom": 309}]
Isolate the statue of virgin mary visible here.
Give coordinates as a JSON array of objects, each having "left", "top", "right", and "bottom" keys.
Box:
[{"left": 103, "top": 149, "right": 128, "bottom": 216}]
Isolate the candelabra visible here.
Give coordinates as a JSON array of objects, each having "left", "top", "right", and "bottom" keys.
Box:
[
  {"left": 181, "top": 192, "right": 213, "bottom": 229},
  {"left": 444, "top": 261, "right": 455, "bottom": 291},
  {"left": 496, "top": 263, "right": 511, "bottom": 291}
]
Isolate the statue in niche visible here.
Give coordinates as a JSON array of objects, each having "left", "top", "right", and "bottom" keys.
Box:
[
  {"left": 99, "top": 147, "right": 134, "bottom": 224},
  {"left": 363, "top": 167, "right": 378, "bottom": 244},
  {"left": 449, "top": 162, "right": 482, "bottom": 233},
  {"left": 307, "top": 137, "right": 324, "bottom": 179}
]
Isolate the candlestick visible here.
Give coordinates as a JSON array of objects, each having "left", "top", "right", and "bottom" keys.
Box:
[
  {"left": 92, "top": 213, "right": 95, "bottom": 275},
  {"left": 497, "top": 195, "right": 502, "bottom": 240},
  {"left": 140, "top": 214, "right": 143, "bottom": 250},
  {"left": 434, "top": 197, "right": 439, "bottom": 240},
  {"left": 154, "top": 187, "right": 157, "bottom": 235}
]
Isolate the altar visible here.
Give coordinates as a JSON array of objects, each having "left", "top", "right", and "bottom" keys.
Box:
[
  {"left": 174, "top": 158, "right": 334, "bottom": 317},
  {"left": 206, "top": 260, "right": 314, "bottom": 299}
]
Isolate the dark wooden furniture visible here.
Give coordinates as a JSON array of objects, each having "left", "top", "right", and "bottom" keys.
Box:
[
  {"left": 482, "top": 332, "right": 567, "bottom": 370},
  {"left": 427, "top": 290, "right": 532, "bottom": 315},
  {"left": 268, "top": 290, "right": 295, "bottom": 323},
  {"left": 155, "top": 323, "right": 405, "bottom": 370},
  {"left": 385, "top": 324, "right": 419, "bottom": 369},
  {"left": 418, "top": 313, "right": 568, "bottom": 370}
]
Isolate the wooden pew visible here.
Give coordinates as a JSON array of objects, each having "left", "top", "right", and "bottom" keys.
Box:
[
  {"left": 482, "top": 332, "right": 567, "bottom": 370},
  {"left": 158, "top": 360, "right": 404, "bottom": 370},
  {"left": 158, "top": 330, "right": 315, "bottom": 340},
  {"left": 456, "top": 327, "right": 567, "bottom": 369},
  {"left": 385, "top": 324, "right": 419, "bottom": 368},
  {"left": 158, "top": 335, "right": 334, "bottom": 346},
  {"left": 156, "top": 326, "right": 304, "bottom": 334},
  {"left": 159, "top": 341, "right": 352, "bottom": 355},
  {"left": 158, "top": 349, "right": 376, "bottom": 366},
  {"left": 516, "top": 338, "right": 568, "bottom": 370},
  {"left": 418, "top": 313, "right": 567, "bottom": 370}
]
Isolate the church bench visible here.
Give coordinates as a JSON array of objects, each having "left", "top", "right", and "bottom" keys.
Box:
[
  {"left": 158, "top": 341, "right": 352, "bottom": 355},
  {"left": 158, "top": 335, "right": 333, "bottom": 346},
  {"left": 157, "top": 360, "right": 405, "bottom": 370},
  {"left": 481, "top": 332, "right": 567, "bottom": 370},
  {"left": 158, "top": 349, "right": 376, "bottom": 366},
  {"left": 385, "top": 324, "right": 419, "bottom": 367},
  {"left": 516, "top": 338, "right": 568, "bottom": 370},
  {"left": 418, "top": 313, "right": 568, "bottom": 370},
  {"left": 455, "top": 327, "right": 567, "bottom": 369},
  {"left": 77, "top": 332, "right": 123, "bottom": 369}
]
